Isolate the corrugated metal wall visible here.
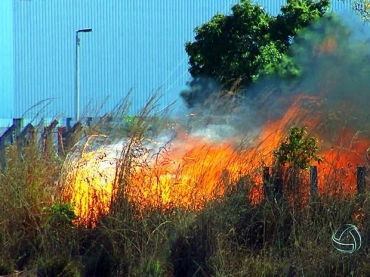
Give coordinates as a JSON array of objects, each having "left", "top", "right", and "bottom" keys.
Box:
[
  {"left": 255, "top": 0, "right": 352, "bottom": 14},
  {"left": 0, "top": 1, "right": 14, "bottom": 119},
  {"left": 12, "top": 0, "right": 239, "bottom": 119},
  {"left": 12, "top": 0, "right": 353, "bottom": 120}
]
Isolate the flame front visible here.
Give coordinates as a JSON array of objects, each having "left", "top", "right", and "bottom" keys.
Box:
[{"left": 61, "top": 94, "right": 370, "bottom": 226}]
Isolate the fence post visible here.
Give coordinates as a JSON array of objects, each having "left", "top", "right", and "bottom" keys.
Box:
[
  {"left": 41, "top": 120, "right": 58, "bottom": 155},
  {"left": 271, "top": 166, "right": 283, "bottom": 200},
  {"left": 263, "top": 166, "right": 283, "bottom": 201},
  {"left": 17, "top": 123, "right": 35, "bottom": 148},
  {"left": 263, "top": 166, "right": 271, "bottom": 201},
  {"left": 66, "top": 117, "right": 72, "bottom": 130},
  {"left": 0, "top": 136, "right": 5, "bottom": 170},
  {"left": 58, "top": 127, "right": 67, "bottom": 156},
  {"left": 86, "top": 117, "right": 92, "bottom": 127},
  {"left": 310, "top": 166, "right": 318, "bottom": 201},
  {"left": 357, "top": 166, "right": 366, "bottom": 195},
  {"left": 0, "top": 119, "right": 23, "bottom": 169},
  {"left": 12, "top": 118, "right": 23, "bottom": 143}
]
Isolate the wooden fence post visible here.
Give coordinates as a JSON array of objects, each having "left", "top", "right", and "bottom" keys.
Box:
[
  {"left": 58, "top": 121, "right": 83, "bottom": 157},
  {"left": 17, "top": 123, "right": 35, "bottom": 148},
  {"left": 0, "top": 119, "right": 23, "bottom": 169},
  {"left": 271, "top": 166, "right": 283, "bottom": 200},
  {"left": 58, "top": 127, "right": 67, "bottom": 156},
  {"left": 263, "top": 166, "right": 271, "bottom": 201},
  {"left": 12, "top": 118, "right": 23, "bottom": 143},
  {"left": 263, "top": 166, "right": 283, "bottom": 201},
  {"left": 66, "top": 117, "right": 72, "bottom": 129},
  {"left": 0, "top": 136, "right": 5, "bottom": 170},
  {"left": 357, "top": 166, "right": 366, "bottom": 195},
  {"left": 41, "top": 120, "right": 58, "bottom": 155},
  {"left": 86, "top": 117, "right": 92, "bottom": 127},
  {"left": 310, "top": 166, "right": 318, "bottom": 201}
]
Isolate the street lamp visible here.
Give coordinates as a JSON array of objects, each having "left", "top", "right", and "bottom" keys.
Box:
[{"left": 75, "top": 28, "right": 92, "bottom": 121}]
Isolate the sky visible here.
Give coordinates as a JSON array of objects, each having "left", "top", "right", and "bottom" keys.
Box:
[{"left": 0, "top": 0, "right": 13, "bottom": 120}]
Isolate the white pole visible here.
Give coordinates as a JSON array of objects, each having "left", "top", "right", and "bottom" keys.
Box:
[
  {"left": 75, "top": 28, "right": 92, "bottom": 122},
  {"left": 75, "top": 32, "right": 80, "bottom": 121}
]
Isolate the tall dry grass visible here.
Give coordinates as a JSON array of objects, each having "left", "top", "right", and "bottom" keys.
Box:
[{"left": 0, "top": 94, "right": 369, "bottom": 276}]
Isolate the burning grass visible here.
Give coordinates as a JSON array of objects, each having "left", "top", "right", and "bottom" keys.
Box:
[
  {"left": 58, "top": 93, "right": 370, "bottom": 227},
  {"left": 0, "top": 91, "right": 370, "bottom": 276},
  {"left": 2, "top": 8, "right": 370, "bottom": 276}
]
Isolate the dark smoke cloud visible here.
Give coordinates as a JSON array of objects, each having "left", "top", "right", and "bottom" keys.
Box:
[
  {"left": 284, "top": 11, "right": 370, "bottom": 136},
  {"left": 182, "top": 10, "right": 370, "bottom": 143},
  {"left": 243, "top": 11, "right": 370, "bottom": 137}
]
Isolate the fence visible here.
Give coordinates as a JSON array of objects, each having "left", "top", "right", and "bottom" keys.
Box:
[
  {"left": 0, "top": 115, "right": 135, "bottom": 169},
  {"left": 1, "top": 118, "right": 369, "bottom": 197},
  {"left": 262, "top": 165, "right": 368, "bottom": 201},
  {"left": 0, "top": 117, "right": 85, "bottom": 168}
]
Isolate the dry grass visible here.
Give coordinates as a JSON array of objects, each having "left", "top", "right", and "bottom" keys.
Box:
[{"left": 0, "top": 95, "right": 370, "bottom": 276}]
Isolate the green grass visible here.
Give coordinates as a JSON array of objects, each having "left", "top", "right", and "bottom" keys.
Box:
[{"left": 0, "top": 98, "right": 370, "bottom": 276}]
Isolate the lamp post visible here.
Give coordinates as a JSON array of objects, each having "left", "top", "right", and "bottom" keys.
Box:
[{"left": 75, "top": 28, "right": 92, "bottom": 121}]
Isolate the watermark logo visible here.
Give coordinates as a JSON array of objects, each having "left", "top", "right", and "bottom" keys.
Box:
[{"left": 331, "top": 224, "right": 362, "bottom": 254}]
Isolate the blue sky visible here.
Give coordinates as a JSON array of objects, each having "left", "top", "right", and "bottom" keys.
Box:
[{"left": 0, "top": 0, "right": 13, "bottom": 118}]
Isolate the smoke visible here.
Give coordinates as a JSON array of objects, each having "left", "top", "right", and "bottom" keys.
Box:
[
  {"left": 183, "top": 10, "right": 370, "bottom": 144},
  {"left": 290, "top": 12, "right": 370, "bottom": 96},
  {"left": 61, "top": 11, "right": 370, "bottom": 222},
  {"left": 284, "top": 11, "right": 370, "bottom": 136},
  {"left": 65, "top": 10, "right": 370, "bottom": 167}
]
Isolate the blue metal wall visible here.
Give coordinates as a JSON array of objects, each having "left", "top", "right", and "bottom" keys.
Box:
[
  {"left": 10, "top": 0, "right": 353, "bottom": 121},
  {"left": 255, "top": 0, "right": 352, "bottom": 14},
  {"left": 12, "top": 0, "right": 239, "bottom": 120},
  {"left": 0, "top": 1, "right": 14, "bottom": 120}
]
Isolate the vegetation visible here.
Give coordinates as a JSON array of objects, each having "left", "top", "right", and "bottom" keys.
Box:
[
  {"left": 0, "top": 105, "right": 369, "bottom": 277},
  {"left": 2, "top": 1, "right": 370, "bottom": 275},
  {"left": 274, "top": 126, "right": 322, "bottom": 170},
  {"left": 271, "top": 126, "right": 323, "bottom": 204},
  {"left": 181, "top": 0, "right": 330, "bottom": 107}
]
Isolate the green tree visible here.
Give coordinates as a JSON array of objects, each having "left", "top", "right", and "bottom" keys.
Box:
[
  {"left": 182, "top": 0, "right": 329, "bottom": 108},
  {"left": 273, "top": 126, "right": 322, "bottom": 199},
  {"left": 274, "top": 127, "right": 322, "bottom": 170}
]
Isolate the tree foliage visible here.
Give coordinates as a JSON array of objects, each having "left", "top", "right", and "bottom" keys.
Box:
[
  {"left": 274, "top": 127, "right": 322, "bottom": 170},
  {"left": 182, "top": 0, "right": 330, "bottom": 108}
]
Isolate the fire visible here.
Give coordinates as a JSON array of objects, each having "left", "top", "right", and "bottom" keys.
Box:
[
  {"left": 60, "top": 94, "right": 370, "bottom": 226},
  {"left": 60, "top": 135, "right": 117, "bottom": 225},
  {"left": 318, "top": 129, "right": 369, "bottom": 196},
  {"left": 313, "top": 36, "right": 337, "bottom": 57},
  {"left": 61, "top": 135, "right": 265, "bottom": 226}
]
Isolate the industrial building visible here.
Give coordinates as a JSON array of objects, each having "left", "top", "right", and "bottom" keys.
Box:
[{"left": 0, "top": 0, "right": 352, "bottom": 127}]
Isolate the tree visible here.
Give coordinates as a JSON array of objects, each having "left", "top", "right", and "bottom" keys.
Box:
[
  {"left": 182, "top": 0, "right": 330, "bottom": 108},
  {"left": 274, "top": 127, "right": 322, "bottom": 171},
  {"left": 273, "top": 126, "right": 322, "bottom": 199}
]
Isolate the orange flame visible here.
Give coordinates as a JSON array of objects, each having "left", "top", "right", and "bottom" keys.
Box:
[
  {"left": 313, "top": 36, "right": 337, "bottom": 57},
  {"left": 61, "top": 94, "right": 370, "bottom": 226},
  {"left": 318, "top": 129, "right": 369, "bottom": 196}
]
